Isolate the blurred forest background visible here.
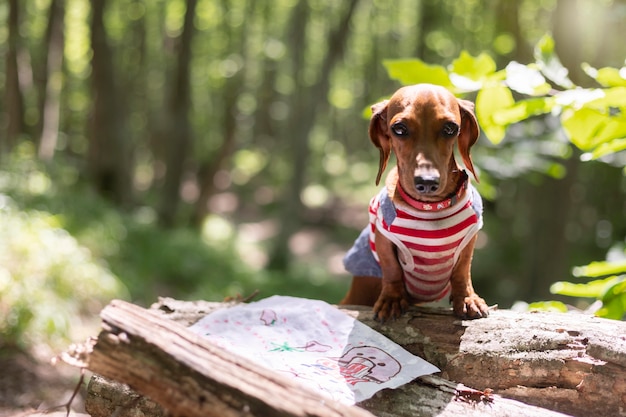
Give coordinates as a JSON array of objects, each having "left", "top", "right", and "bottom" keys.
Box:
[{"left": 1, "top": 0, "right": 626, "bottom": 351}]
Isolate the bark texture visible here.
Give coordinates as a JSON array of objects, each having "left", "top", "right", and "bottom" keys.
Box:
[{"left": 76, "top": 298, "right": 626, "bottom": 417}]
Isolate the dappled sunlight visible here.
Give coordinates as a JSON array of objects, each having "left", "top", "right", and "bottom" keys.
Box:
[
  {"left": 2, "top": 0, "right": 626, "bottom": 374},
  {"left": 208, "top": 191, "right": 240, "bottom": 214},
  {"left": 237, "top": 220, "right": 278, "bottom": 269}
]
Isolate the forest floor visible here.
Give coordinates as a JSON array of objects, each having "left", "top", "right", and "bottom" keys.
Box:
[
  {"left": 0, "top": 310, "right": 107, "bottom": 417},
  {"left": 0, "top": 345, "right": 90, "bottom": 417},
  {"left": 0, "top": 227, "right": 354, "bottom": 417}
]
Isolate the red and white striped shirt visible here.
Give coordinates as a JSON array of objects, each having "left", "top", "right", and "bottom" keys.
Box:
[{"left": 366, "top": 181, "right": 482, "bottom": 302}]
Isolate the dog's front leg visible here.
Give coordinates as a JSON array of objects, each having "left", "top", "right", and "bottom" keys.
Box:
[
  {"left": 373, "top": 229, "right": 409, "bottom": 321},
  {"left": 450, "top": 235, "right": 489, "bottom": 319}
]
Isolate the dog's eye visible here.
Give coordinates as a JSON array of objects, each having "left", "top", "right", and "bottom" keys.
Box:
[
  {"left": 441, "top": 122, "right": 459, "bottom": 138},
  {"left": 391, "top": 122, "right": 409, "bottom": 137}
]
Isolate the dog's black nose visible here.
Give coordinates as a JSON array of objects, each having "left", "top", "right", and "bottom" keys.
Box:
[{"left": 414, "top": 176, "right": 440, "bottom": 194}]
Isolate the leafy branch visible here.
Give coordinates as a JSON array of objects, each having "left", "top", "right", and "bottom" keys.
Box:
[
  {"left": 383, "top": 34, "right": 626, "bottom": 161},
  {"left": 381, "top": 34, "right": 626, "bottom": 319}
]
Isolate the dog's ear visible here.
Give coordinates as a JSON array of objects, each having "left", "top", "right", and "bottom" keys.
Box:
[
  {"left": 457, "top": 99, "right": 480, "bottom": 182},
  {"left": 369, "top": 100, "right": 390, "bottom": 186}
]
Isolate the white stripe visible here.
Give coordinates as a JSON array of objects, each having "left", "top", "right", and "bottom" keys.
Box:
[
  {"left": 406, "top": 276, "right": 449, "bottom": 292},
  {"left": 406, "top": 268, "right": 453, "bottom": 283},
  {"left": 403, "top": 248, "right": 456, "bottom": 261},
  {"left": 390, "top": 224, "right": 476, "bottom": 247},
  {"left": 452, "top": 222, "right": 480, "bottom": 266},
  {"left": 404, "top": 261, "right": 455, "bottom": 274},
  {"left": 407, "top": 282, "right": 450, "bottom": 301},
  {"left": 392, "top": 205, "right": 474, "bottom": 230}
]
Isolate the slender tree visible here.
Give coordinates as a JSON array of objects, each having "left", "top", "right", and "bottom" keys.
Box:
[
  {"left": 3, "top": 0, "right": 25, "bottom": 155},
  {"left": 158, "top": 0, "right": 198, "bottom": 226},
  {"left": 268, "top": 0, "right": 362, "bottom": 270},
  {"left": 37, "top": 0, "right": 65, "bottom": 161},
  {"left": 192, "top": 0, "right": 254, "bottom": 226},
  {"left": 89, "top": 0, "right": 133, "bottom": 205}
]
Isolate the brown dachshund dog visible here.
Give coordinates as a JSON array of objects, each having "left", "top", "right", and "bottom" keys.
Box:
[{"left": 341, "top": 84, "right": 489, "bottom": 321}]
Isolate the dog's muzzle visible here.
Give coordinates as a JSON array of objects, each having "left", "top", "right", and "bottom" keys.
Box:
[{"left": 414, "top": 175, "right": 440, "bottom": 194}]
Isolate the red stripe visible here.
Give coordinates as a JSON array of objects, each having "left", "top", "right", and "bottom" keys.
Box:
[
  {"left": 411, "top": 252, "right": 455, "bottom": 266},
  {"left": 405, "top": 273, "right": 449, "bottom": 287},
  {"left": 405, "top": 278, "right": 450, "bottom": 299},
  {"left": 389, "top": 215, "right": 477, "bottom": 240},
  {"left": 403, "top": 237, "right": 464, "bottom": 253},
  {"left": 408, "top": 263, "right": 454, "bottom": 277}
]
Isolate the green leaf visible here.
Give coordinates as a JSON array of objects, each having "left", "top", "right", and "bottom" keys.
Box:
[
  {"left": 587, "top": 86, "right": 626, "bottom": 108},
  {"left": 554, "top": 88, "right": 604, "bottom": 108},
  {"left": 505, "top": 62, "right": 552, "bottom": 96},
  {"left": 602, "top": 278, "right": 626, "bottom": 301},
  {"left": 475, "top": 84, "right": 515, "bottom": 144},
  {"left": 550, "top": 276, "right": 622, "bottom": 298},
  {"left": 587, "top": 137, "right": 626, "bottom": 160},
  {"left": 561, "top": 106, "right": 626, "bottom": 151},
  {"left": 582, "top": 63, "right": 626, "bottom": 87},
  {"left": 382, "top": 59, "right": 453, "bottom": 89},
  {"left": 597, "top": 280, "right": 626, "bottom": 319},
  {"left": 451, "top": 51, "right": 497, "bottom": 81},
  {"left": 573, "top": 259, "right": 626, "bottom": 277},
  {"left": 596, "top": 294, "right": 626, "bottom": 320},
  {"left": 527, "top": 300, "right": 568, "bottom": 313},
  {"left": 534, "top": 34, "right": 575, "bottom": 89},
  {"left": 492, "top": 97, "right": 555, "bottom": 126}
]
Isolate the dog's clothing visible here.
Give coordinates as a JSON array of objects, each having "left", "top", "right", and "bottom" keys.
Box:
[{"left": 343, "top": 173, "right": 483, "bottom": 302}]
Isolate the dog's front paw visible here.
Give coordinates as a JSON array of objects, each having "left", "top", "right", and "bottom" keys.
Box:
[
  {"left": 373, "top": 283, "right": 409, "bottom": 322},
  {"left": 453, "top": 293, "right": 489, "bottom": 319}
]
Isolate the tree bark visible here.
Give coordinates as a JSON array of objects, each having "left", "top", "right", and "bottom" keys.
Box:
[
  {"left": 268, "top": 0, "right": 361, "bottom": 270},
  {"left": 191, "top": 0, "right": 253, "bottom": 226},
  {"left": 37, "top": 0, "right": 65, "bottom": 161},
  {"left": 89, "top": 0, "right": 133, "bottom": 205},
  {"left": 74, "top": 298, "right": 626, "bottom": 417},
  {"left": 158, "top": 0, "right": 198, "bottom": 227},
  {"left": 83, "top": 299, "right": 375, "bottom": 417},
  {"left": 3, "top": 0, "right": 25, "bottom": 155},
  {"left": 494, "top": 0, "right": 532, "bottom": 66}
]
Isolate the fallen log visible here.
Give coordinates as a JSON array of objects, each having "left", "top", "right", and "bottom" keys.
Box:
[
  {"left": 77, "top": 298, "right": 626, "bottom": 417},
  {"left": 83, "top": 299, "right": 374, "bottom": 417}
]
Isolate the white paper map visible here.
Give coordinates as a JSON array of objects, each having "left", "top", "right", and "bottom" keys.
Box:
[{"left": 188, "top": 295, "right": 439, "bottom": 404}]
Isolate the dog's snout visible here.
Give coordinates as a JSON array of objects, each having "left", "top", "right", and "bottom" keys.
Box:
[{"left": 414, "top": 175, "right": 440, "bottom": 194}]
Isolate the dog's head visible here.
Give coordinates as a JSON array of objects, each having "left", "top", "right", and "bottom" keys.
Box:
[{"left": 369, "top": 84, "right": 479, "bottom": 201}]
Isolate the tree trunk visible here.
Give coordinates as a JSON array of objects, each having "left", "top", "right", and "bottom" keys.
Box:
[
  {"left": 191, "top": 0, "right": 253, "bottom": 226},
  {"left": 494, "top": 0, "right": 532, "bottom": 66},
  {"left": 89, "top": 0, "right": 133, "bottom": 205},
  {"left": 3, "top": 0, "right": 25, "bottom": 155},
  {"left": 251, "top": 2, "right": 280, "bottom": 145},
  {"left": 157, "top": 0, "right": 198, "bottom": 227},
  {"left": 37, "top": 0, "right": 65, "bottom": 161},
  {"left": 72, "top": 298, "right": 626, "bottom": 417},
  {"left": 552, "top": 0, "right": 587, "bottom": 86},
  {"left": 268, "top": 0, "right": 361, "bottom": 270}
]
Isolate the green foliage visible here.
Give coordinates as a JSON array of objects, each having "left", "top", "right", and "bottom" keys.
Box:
[
  {"left": 527, "top": 301, "right": 568, "bottom": 313},
  {"left": 381, "top": 33, "right": 626, "bottom": 319},
  {"left": 0, "top": 145, "right": 349, "bottom": 349},
  {"left": 383, "top": 59, "right": 453, "bottom": 90},
  {"left": 551, "top": 256, "right": 626, "bottom": 320},
  {"left": 0, "top": 199, "right": 126, "bottom": 349},
  {"left": 382, "top": 34, "right": 626, "bottom": 158},
  {"left": 533, "top": 33, "right": 575, "bottom": 89}
]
